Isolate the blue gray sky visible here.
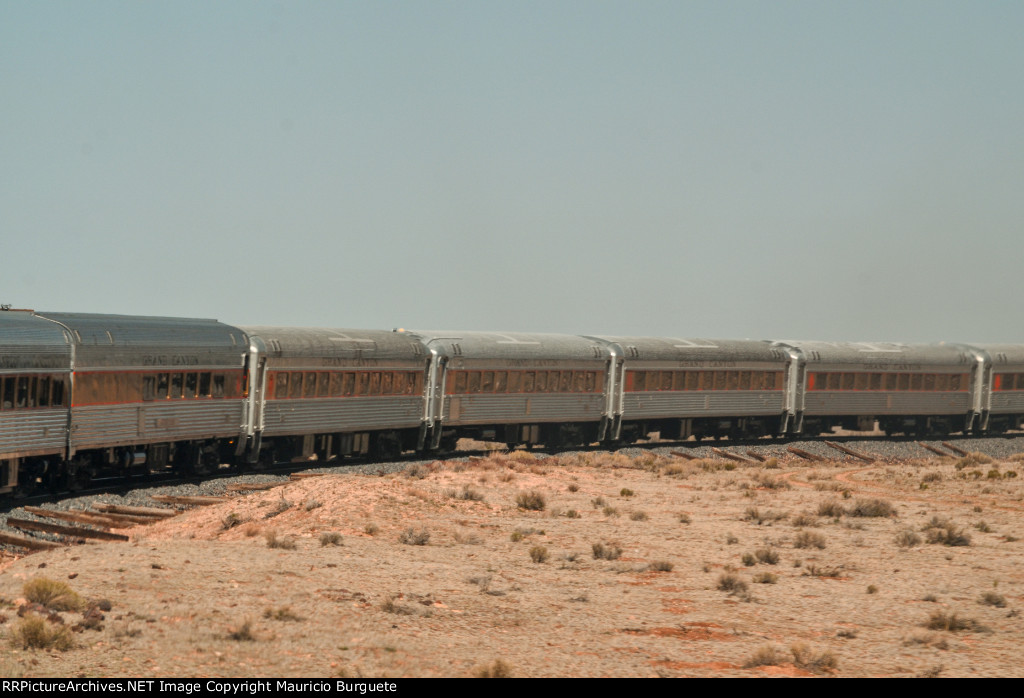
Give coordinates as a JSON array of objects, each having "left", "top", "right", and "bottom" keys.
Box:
[{"left": 3, "top": 2, "right": 1022, "bottom": 342}]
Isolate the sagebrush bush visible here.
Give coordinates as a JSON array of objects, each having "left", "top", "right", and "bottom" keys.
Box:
[
  {"left": 264, "top": 530, "right": 297, "bottom": 549},
  {"left": 398, "top": 528, "right": 431, "bottom": 546},
  {"left": 515, "top": 490, "right": 546, "bottom": 511},
  {"left": 794, "top": 531, "right": 827, "bottom": 550},
  {"left": 848, "top": 498, "right": 896, "bottom": 518},
  {"left": 647, "top": 560, "right": 674, "bottom": 572},
  {"left": 474, "top": 659, "right": 512, "bottom": 678},
  {"left": 790, "top": 643, "right": 838, "bottom": 674},
  {"left": 319, "top": 532, "right": 343, "bottom": 547},
  {"left": 895, "top": 529, "right": 922, "bottom": 548},
  {"left": 529, "top": 545, "right": 549, "bottom": 563},
  {"left": 592, "top": 542, "right": 622, "bottom": 560}
]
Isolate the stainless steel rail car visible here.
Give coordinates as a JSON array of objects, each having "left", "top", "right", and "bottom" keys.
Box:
[
  {"left": 413, "top": 331, "right": 613, "bottom": 450},
  {"left": 46, "top": 312, "right": 250, "bottom": 483},
  {"left": 594, "top": 337, "right": 793, "bottom": 442},
  {"left": 0, "top": 310, "right": 72, "bottom": 495},
  {"left": 971, "top": 344, "right": 1024, "bottom": 433},
  {"left": 242, "top": 327, "right": 432, "bottom": 463},
  {"left": 775, "top": 341, "right": 979, "bottom": 436}
]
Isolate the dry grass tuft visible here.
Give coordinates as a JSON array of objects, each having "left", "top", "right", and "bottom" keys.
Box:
[
  {"left": 474, "top": 659, "right": 512, "bottom": 678},
  {"left": 895, "top": 529, "right": 922, "bottom": 548},
  {"left": 742, "top": 645, "right": 787, "bottom": 668},
  {"left": 264, "top": 530, "right": 297, "bottom": 550},
  {"left": 794, "top": 531, "right": 827, "bottom": 550},
  {"left": 979, "top": 592, "right": 1007, "bottom": 608},
  {"left": 398, "top": 528, "right": 431, "bottom": 546},
  {"left": 319, "top": 532, "right": 343, "bottom": 547},
  {"left": 647, "top": 560, "right": 674, "bottom": 572},
  {"left": 227, "top": 619, "right": 257, "bottom": 642},
  {"left": 529, "top": 545, "right": 549, "bottom": 563},
  {"left": 847, "top": 498, "right": 896, "bottom": 518},
  {"left": 790, "top": 643, "right": 838, "bottom": 674},
  {"left": 922, "top": 517, "right": 971, "bottom": 547},
  {"left": 924, "top": 610, "right": 987, "bottom": 633},
  {"left": 23, "top": 577, "right": 83, "bottom": 612},
  {"left": 592, "top": 542, "right": 622, "bottom": 560},
  {"left": 9, "top": 615, "right": 74, "bottom": 651}
]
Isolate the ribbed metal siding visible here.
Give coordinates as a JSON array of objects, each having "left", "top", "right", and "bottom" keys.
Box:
[
  {"left": 0, "top": 410, "right": 67, "bottom": 458},
  {"left": 261, "top": 397, "right": 423, "bottom": 436},
  {"left": 990, "top": 394, "right": 1024, "bottom": 413},
  {"left": 71, "top": 401, "right": 245, "bottom": 450},
  {"left": 622, "top": 391, "right": 784, "bottom": 418},
  {"left": 804, "top": 392, "right": 969, "bottom": 415},
  {"left": 443, "top": 394, "right": 606, "bottom": 425}
]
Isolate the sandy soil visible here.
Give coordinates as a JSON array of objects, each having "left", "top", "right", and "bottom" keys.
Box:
[{"left": 1, "top": 448, "right": 1023, "bottom": 678}]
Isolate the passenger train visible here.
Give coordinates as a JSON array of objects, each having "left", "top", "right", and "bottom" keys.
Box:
[{"left": 1, "top": 308, "right": 1022, "bottom": 496}]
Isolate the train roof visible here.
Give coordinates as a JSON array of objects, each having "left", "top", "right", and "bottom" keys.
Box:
[
  {"left": 242, "top": 327, "right": 428, "bottom": 360},
  {"left": 36, "top": 312, "right": 247, "bottom": 348},
  {"left": 0, "top": 310, "right": 72, "bottom": 368},
  {"left": 773, "top": 340, "right": 973, "bottom": 367},
  {"left": 968, "top": 344, "right": 1024, "bottom": 367},
  {"left": 411, "top": 330, "right": 608, "bottom": 361},
  {"left": 591, "top": 336, "right": 786, "bottom": 362}
]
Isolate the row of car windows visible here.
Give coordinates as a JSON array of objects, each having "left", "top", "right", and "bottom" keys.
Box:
[
  {"left": 446, "top": 370, "right": 604, "bottom": 395},
  {"left": 75, "top": 372, "right": 241, "bottom": 405},
  {"left": 807, "top": 372, "right": 969, "bottom": 392},
  {"left": 0, "top": 374, "right": 67, "bottom": 410},
  {"left": 993, "top": 373, "right": 1024, "bottom": 391},
  {"left": 269, "top": 371, "right": 424, "bottom": 399},
  {"left": 628, "top": 370, "right": 785, "bottom": 392}
]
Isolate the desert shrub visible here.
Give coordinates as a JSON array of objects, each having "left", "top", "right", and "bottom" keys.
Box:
[
  {"left": 592, "top": 542, "right": 622, "bottom": 560},
  {"left": 790, "top": 643, "right": 838, "bottom": 674},
  {"left": 263, "top": 498, "right": 292, "bottom": 519},
  {"left": 742, "top": 645, "right": 786, "bottom": 668},
  {"left": 741, "top": 552, "right": 756, "bottom": 567},
  {"left": 794, "top": 531, "right": 827, "bottom": 550},
  {"left": 567, "top": 483, "right": 579, "bottom": 492},
  {"left": 955, "top": 452, "right": 994, "bottom": 469},
  {"left": 790, "top": 513, "right": 818, "bottom": 528},
  {"left": 590, "top": 496, "right": 606, "bottom": 508},
  {"left": 364, "top": 523, "right": 380, "bottom": 536},
  {"left": 867, "top": 585, "right": 878, "bottom": 594},
  {"left": 304, "top": 499, "right": 323, "bottom": 511},
  {"left": 922, "top": 518, "right": 971, "bottom": 547},
  {"left": 227, "top": 619, "right": 256, "bottom": 642},
  {"left": 751, "top": 473, "right": 790, "bottom": 490},
  {"left": 319, "top": 532, "right": 343, "bottom": 547},
  {"left": 619, "top": 488, "right": 634, "bottom": 497},
  {"left": 264, "top": 530, "right": 297, "bottom": 550},
  {"left": 222, "top": 512, "right": 245, "bottom": 530},
  {"left": 743, "top": 507, "right": 787, "bottom": 525},
  {"left": 9, "top": 615, "right": 74, "bottom": 651},
  {"left": 23, "top": 578, "right": 83, "bottom": 612},
  {"left": 474, "top": 659, "right": 512, "bottom": 678},
  {"left": 678, "top": 513, "right": 692, "bottom": 524},
  {"left": 848, "top": 498, "right": 896, "bottom": 518},
  {"left": 895, "top": 529, "right": 922, "bottom": 548},
  {"left": 924, "top": 610, "right": 986, "bottom": 632},
  {"left": 817, "top": 499, "right": 845, "bottom": 518},
  {"left": 515, "top": 490, "right": 546, "bottom": 511},
  {"left": 398, "top": 528, "right": 430, "bottom": 546},
  {"left": 755, "top": 548, "right": 780, "bottom": 564},
  {"left": 458, "top": 486, "right": 485, "bottom": 502},
  {"left": 529, "top": 546, "right": 549, "bottom": 563},
  {"left": 726, "top": 534, "right": 739, "bottom": 544},
  {"left": 263, "top": 606, "right": 303, "bottom": 621},
  {"left": 602, "top": 506, "right": 620, "bottom": 517},
  {"left": 629, "top": 511, "right": 649, "bottom": 522},
  {"left": 921, "top": 472, "right": 943, "bottom": 483},
  {"left": 979, "top": 592, "right": 1007, "bottom": 608},
  {"left": 403, "top": 464, "right": 427, "bottom": 479},
  {"left": 752, "top": 572, "right": 777, "bottom": 584},
  {"left": 803, "top": 564, "right": 842, "bottom": 578},
  {"left": 716, "top": 573, "right": 747, "bottom": 594},
  {"left": 647, "top": 560, "right": 674, "bottom": 572},
  {"left": 564, "top": 509, "right": 580, "bottom": 519},
  {"left": 380, "top": 595, "right": 415, "bottom": 615},
  {"left": 975, "top": 521, "right": 992, "bottom": 533}
]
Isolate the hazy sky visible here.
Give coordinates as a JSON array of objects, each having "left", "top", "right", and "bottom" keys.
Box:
[{"left": 3, "top": 2, "right": 1022, "bottom": 342}]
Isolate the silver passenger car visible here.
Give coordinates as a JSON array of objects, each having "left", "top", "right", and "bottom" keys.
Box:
[
  {"left": 774, "top": 341, "right": 978, "bottom": 435},
  {"left": 414, "top": 331, "right": 613, "bottom": 449},
  {"left": 43, "top": 312, "right": 249, "bottom": 476},
  {"left": 242, "top": 327, "right": 432, "bottom": 461},
  {"left": 0, "top": 310, "right": 72, "bottom": 494},
  {"left": 594, "top": 337, "right": 793, "bottom": 441},
  {"left": 971, "top": 344, "right": 1024, "bottom": 432}
]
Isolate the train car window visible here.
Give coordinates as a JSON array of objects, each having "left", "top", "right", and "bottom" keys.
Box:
[
  {"left": 595, "top": 371, "right": 605, "bottom": 392},
  {"left": 481, "top": 371, "right": 494, "bottom": 393},
  {"left": 532, "top": 371, "right": 545, "bottom": 392},
  {"left": 328, "top": 373, "right": 342, "bottom": 397},
  {"left": 657, "top": 371, "right": 670, "bottom": 391},
  {"left": 156, "top": 373, "right": 169, "bottom": 399},
  {"left": 495, "top": 371, "right": 508, "bottom": 393},
  {"left": 340, "top": 372, "right": 354, "bottom": 396},
  {"left": 353, "top": 372, "right": 367, "bottom": 395},
  {"left": 909, "top": 374, "right": 923, "bottom": 391},
  {"left": 1, "top": 377, "right": 11, "bottom": 409},
  {"left": 300, "top": 372, "right": 315, "bottom": 398},
  {"left": 572, "top": 372, "right": 584, "bottom": 392},
  {"left": 838, "top": 373, "right": 852, "bottom": 391},
  {"left": 275, "top": 372, "right": 289, "bottom": 398},
  {"left": 724, "top": 371, "right": 738, "bottom": 391},
  {"left": 36, "top": 376, "right": 50, "bottom": 407},
  {"left": 557, "top": 371, "right": 570, "bottom": 392},
  {"left": 585, "top": 371, "right": 596, "bottom": 393},
  {"left": 935, "top": 374, "right": 950, "bottom": 391},
  {"left": 317, "top": 372, "right": 330, "bottom": 397},
  {"left": 994, "top": 374, "right": 1005, "bottom": 390},
  {"left": 168, "top": 373, "right": 182, "bottom": 399},
  {"left": 53, "top": 378, "right": 65, "bottom": 407},
  {"left": 671, "top": 371, "right": 684, "bottom": 390},
  {"left": 452, "top": 372, "right": 467, "bottom": 394},
  {"left": 774, "top": 372, "right": 785, "bottom": 390},
  {"left": 883, "top": 373, "right": 896, "bottom": 390},
  {"left": 949, "top": 374, "right": 962, "bottom": 391},
  {"left": 822, "top": 373, "right": 836, "bottom": 390},
  {"left": 684, "top": 371, "right": 697, "bottom": 390},
  {"left": 507, "top": 371, "right": 521, "bottom": 393},
  {"left": 197, "top": 373, "right": 210, "bottom": 397},
  {"left": 522, "top": 371, "right": 535, "bottom": 392},
  {"left": 367, "top": 372, "right": 381, "bottom": 395},
  {"left": 854, "top": 373, "right": 868, "bottom": 391},
  {"left": 923, "top": 374, "right": 935, "bottom": 391},
  {"left": 630, "top": 372, "right": 644, "bottom": 391},
  {"left": 710, "top": 371, "right": 724, "bottom": 391},
  {"left": 736, "top": 371, "right": 750, "bottom": 391},
  {"left": 211, "top": 374, "right": 225, "bottom": 398},
  {"left": 286, "top": 372, "right": 299, "bottom": 399},
  {"left": 895, "top": 373, "right": 908, "bottom": 391},
  {"left": 16, "top": 377, "right": 29, "bottom": 408},
  {"left": 869, "top": 373, "right": 882, "bottom": 391},
  {"left": 184, "top": 373, "right": 198, "bottom": 398},
  {"left": 464, "top": 371, "right": 478, "bottom": 393}
]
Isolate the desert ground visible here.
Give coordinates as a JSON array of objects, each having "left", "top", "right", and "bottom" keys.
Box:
[{"left": 1, "top": 443, "right": 1022, "bottom": 678}]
